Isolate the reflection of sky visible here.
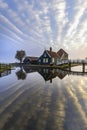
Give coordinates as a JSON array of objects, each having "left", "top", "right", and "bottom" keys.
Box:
[{"left": 0, "top": 69, "right": 87, "bottom": 129}]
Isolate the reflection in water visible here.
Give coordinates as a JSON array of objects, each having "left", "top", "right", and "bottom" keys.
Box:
[
  {"left": 0, "top": 69, "right": 11, "bottom": 78},
  {"left": 23, "top": 66, "right": 67, "bottom": 83},
  {"left": 0, "top": 67, "right": 87, "bottom": 130},
  {"left": 16, "top": 68, "right": 26, "bottom": 80}
]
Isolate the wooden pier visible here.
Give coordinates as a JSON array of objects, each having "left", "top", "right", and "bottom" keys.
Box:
[{"left": 57, "top": 59, "right": 87, "bottom": 72}]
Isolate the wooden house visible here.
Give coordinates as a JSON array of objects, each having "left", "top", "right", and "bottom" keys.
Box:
[
  {"left": 57, "top": 48, "right": 68, "bottom": 60},
  {"left": 23, "top": 47, "right": 68, "bottom": 65},
  {"left": 38, "top": 47, "right": 60, "bottom": 65},
  {"left": 23, "top": 56, "right": 38, "bottom": 64}
]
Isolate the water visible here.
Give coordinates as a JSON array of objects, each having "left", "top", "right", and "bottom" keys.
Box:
[{"left": 0, "top": 66, "right": 87, "bottom": 130}]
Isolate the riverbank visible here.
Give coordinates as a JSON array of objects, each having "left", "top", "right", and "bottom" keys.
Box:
[
  {"left": 0, "top": 64, "right": 12, "bottom": 73},
  {"left": 11, "top": 63, "right": 78, "bottom": 70}
]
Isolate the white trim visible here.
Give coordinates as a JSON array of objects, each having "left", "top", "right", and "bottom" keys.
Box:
[{"left": 45, "top": 50, "right": 51, "bottom": 58}]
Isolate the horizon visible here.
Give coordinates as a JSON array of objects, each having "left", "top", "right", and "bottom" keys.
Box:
[{"left": 0, "top": 0, "right": 87, "bottom": 63}]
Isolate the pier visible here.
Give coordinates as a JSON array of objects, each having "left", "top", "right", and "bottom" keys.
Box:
[{"left": 57, "top": 59, "right": 87, "bottom": 72}]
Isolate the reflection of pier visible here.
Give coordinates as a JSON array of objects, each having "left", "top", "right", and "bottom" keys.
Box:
[
  {"left": 65, "top": 70, "right": 87, "bottom": 76},
  {"left": 57, "top": 59, "right": 87, "bottom": 72}
]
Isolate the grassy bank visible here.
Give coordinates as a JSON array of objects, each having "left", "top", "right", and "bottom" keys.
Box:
[
  {"left": 0, "top": 64, "right": 12, "bottom": 73},
  {"left": 6, "top": 63, "right": 78, "bottom": 70},
  {"left": 20, "top": 63, "right": 78, "bottom": 69}
]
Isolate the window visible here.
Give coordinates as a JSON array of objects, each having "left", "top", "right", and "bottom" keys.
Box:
[
  {"left": 39, "top": 59, "right": 41, "bottom": 62},
  {"left": 52, "top": 58, "right": 54, "bottom": 62},
  {"left": 43, "top": 58, "right": 45, "bottom": 63},
  {"left": 46, "top": 58, "right": 48, "bottom": 63},
  {"left": 43, "top": 58, "right": 48, "bottom": 63}
]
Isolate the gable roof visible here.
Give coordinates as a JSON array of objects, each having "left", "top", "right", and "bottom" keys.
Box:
[
  {"left": 57, "top": 49, "right": 68, "bottom": 58},
  {"left": 24, "top": 56, "right": 38, "bottom": 61},
  {"left": 46, "top": 50, "right": 60, "bottom": 58}
]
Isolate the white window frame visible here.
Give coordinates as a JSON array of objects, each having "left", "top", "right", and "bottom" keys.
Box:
[
  {"left": 46, "top": 58, "right": 48, "bottom": 63},
  {"left": 52, "top": 58, "right": 54, "bottom": 62}
]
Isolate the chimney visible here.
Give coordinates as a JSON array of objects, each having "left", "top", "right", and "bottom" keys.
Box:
[{"left": 50, "top": 47, "right": 52, "bottom": 52}]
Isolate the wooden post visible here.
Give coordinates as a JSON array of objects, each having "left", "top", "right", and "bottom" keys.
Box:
[
  {"left": 82, "top": 63, "right": 85, "bottom": 73},
  {"left": 69, "top": 60, "right": 71, "bottom": 71}
]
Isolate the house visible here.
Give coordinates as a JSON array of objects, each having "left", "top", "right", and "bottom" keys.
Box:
[
  {"left": 57, "top": 48, "right": 68, "bottom": 60},
  {"left": 23, "top": 56, "right": 38, "bottom": 64},
  {"left": 38, "top": 47, "right": 60, "bottom": 65},
  {"left": 23, "top": 47, "right": 68, "bottom": 65}
]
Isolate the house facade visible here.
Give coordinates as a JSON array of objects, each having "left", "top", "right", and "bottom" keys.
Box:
[
  {"left": 38, "top": 47, "right": 60, "bottom": 65},
  {"left": 57, "top": 49, "right": 68, "bottom": 60},
  {"left": 23, "top": 47, "right": 68, "bottom": 65}
]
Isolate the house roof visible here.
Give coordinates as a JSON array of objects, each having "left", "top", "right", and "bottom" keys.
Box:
[
  {"left": 57, "top": 49, "right": 68, "bottom": 58},
  {"left": 46, "top": 50, "right": 60, "bottom": 58},
  {"left": 25, "top": 56, "right": 38, "bottom": 61}
]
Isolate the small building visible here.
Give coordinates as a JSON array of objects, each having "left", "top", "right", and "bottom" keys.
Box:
[
  {"left": 38, "top": 47, "right": 60, "bottom": 65},
  {"left": 57, "top": 48, "right": 68, "bottom": 60},
  {"left": 23, "top": 56, "right": 38, "bottom": 64}
]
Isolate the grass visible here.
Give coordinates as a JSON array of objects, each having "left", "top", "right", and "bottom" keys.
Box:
[
  {"left": 0, "top": 64, "right": 12, "bottom": 73},
  {"left": 22, "top": 63, "right": 78, "bottom": 69}
]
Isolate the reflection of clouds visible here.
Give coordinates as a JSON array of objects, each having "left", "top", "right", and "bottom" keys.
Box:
[
  {"left": 65, "top": 85, "right": 87, "bottom": 129},
  {"left": 0, "top": 68, "right": 87, "bottom": 129}
]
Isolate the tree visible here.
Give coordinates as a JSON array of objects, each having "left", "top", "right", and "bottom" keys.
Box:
[{"left": 15, "top": 50, "right": 26, "bottom": 63}]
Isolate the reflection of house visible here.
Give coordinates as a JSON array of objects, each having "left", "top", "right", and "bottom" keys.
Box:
[
  {"left": 23, "top": 57, "right": 38, "bottom": 64},
  {"left": 38, "top": 68, "right": 67, "bottom": 83},
  {"left": 38, "top": 68, "right": 57, "bottom": 83},
  {"left": 57, "top": 72, "right": 67, "bottom": 79},
  {"left": 23, "top": 66, "right": 67, "bottom": 82},
  {"left": 38, "top": 47, "right": 60, "bottom": 65},
  {"left": 23, "top": 66, "right": 37, "bottom": 73},
  {"left": 57, "top": 49, "right": 68, "bottom": 60}
]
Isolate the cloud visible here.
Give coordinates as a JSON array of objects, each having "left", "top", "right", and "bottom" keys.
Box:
[
  {"left": 64, "top": 1, "right": 87, "bottom": 46},
  {"left": 0, "top": 0, "right": 8, "bottom": 9},
  {"left": 0, "top": 0, "right": 87, "bottom": 61}
]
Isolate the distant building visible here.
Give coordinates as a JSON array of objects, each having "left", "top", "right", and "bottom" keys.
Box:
[{"left": 23, "top": 56, "right": 38, "bottom": 64}]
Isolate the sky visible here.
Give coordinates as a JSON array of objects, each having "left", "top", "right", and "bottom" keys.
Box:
[{"left": 0, "top": 0, "right": 87, "bottom": 63}]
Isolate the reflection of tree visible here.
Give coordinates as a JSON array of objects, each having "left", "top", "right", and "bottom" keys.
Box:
[{"left": 16, "top": 69, "right": 26, "bottom": 80}]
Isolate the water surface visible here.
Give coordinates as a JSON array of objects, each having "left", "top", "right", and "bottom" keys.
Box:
[{"left": 0, "top": 66, "right": 87, "bottom": 130}]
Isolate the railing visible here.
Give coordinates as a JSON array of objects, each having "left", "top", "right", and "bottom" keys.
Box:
[{"left": 57, "top": 59, "right": 87, "bottom": 65}]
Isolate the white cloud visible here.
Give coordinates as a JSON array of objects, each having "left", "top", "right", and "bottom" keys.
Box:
[
  {"left": 0, "top": 0, "right": 87, "bottom": 59},
  {"left": 62, "top": 0, "right": 87, "bottom": 56},
  {"left": 0, "top": 0, "right": 8, "bottom": 9}
]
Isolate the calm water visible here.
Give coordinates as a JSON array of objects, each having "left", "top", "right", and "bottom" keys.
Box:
[{"left": 0, "top": 66, "right": 87, "bottom": 130}]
